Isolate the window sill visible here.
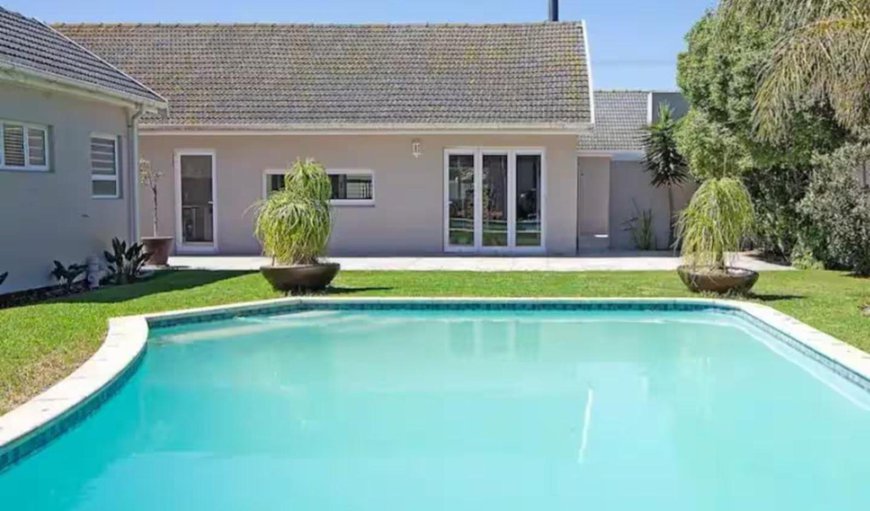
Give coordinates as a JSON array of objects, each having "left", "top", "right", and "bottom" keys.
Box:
[
  {"left": 330, "top": 200, "right": 375, "bottom": 207},
  {"left": 0, "top": 166, "right": 50, "bottom": 173}
]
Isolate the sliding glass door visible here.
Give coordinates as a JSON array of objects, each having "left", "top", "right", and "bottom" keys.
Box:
[{"left": 445, "top": 149, "right": 544, "bottom": 252}]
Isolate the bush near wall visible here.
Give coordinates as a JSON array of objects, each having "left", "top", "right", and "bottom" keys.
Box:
[{"left": 799, "top": 141, "right": 870, "bottom": 275}]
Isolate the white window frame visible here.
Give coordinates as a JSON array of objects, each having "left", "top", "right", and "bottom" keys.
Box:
[
  {"left": 443, "top": 147, "right": 546, "bottom": 254},
  {"left": 263, "top": 168, "right": 375, "bottom": 207},
  {"left": 0, "top": 119, "right": 50, "bottom": 172},
  {"left": 90, "top": 133, "right": 122, "bottom": 199}
]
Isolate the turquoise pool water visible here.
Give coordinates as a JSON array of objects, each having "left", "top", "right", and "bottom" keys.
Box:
[{"left": 1, "top": 307, "right": 868, "bottom": 510}]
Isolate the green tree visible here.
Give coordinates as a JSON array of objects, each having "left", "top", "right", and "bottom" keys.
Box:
[
  {"left": 676, "top": 4, "right": 847, "bottom": 260},
  {"left": 719, "top": 0, "right": 870, "bottom": 139},
  {"left": 642, "top": 104, "right": 690, "bottom": 246}
]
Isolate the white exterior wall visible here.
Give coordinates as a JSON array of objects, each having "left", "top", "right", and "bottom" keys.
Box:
[
  {"left": 139, "top": 133, "right": 580, "bottom": 256},
  {"left": 0, "top": 82, "right": 134, "bottom": 292}
]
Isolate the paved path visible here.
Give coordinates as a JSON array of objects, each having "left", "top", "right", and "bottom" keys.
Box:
[{"left": 169, "top": 253, "right": 792, "bottom": 272}]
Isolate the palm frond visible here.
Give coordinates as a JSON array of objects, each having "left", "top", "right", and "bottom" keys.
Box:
[
  {"left": 755, "top": 14, "right": 870, "bottom": 138},
  {"left": 677, "top": 177, "right": 755, "bottom": 268},
  {"left": 253, "top": 159, "right": 333, "bottom": 265},
  {"left": 643, "top": 104, "right": 689, "bottom": 187}
]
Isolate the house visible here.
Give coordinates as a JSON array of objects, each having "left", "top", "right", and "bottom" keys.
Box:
[
  {"left": 578, "top": 90, "right": 693, "bottom": 250},
  {"left": 0, "top": 7, "right": 166, "bottom": 292},
  {"left": 4, "top": 10, "right": 693, "bottom": 278},
  {"left": 55, "top": 21, "right": 593, "bottom": 257}
]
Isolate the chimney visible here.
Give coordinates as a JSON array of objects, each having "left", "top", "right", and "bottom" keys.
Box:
[{"left": 549, "top": 0, "right": 559, "bottom": 21}]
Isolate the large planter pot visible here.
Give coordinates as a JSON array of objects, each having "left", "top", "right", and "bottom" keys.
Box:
[
  {"left": 141, "top": 236, "right": 174, "bottom": 266},
  {"left": 260, "top": 263, "right": 340, "bottom": 294},
  {"left": 677, "top": 265, "right": 759, "bottom": 294}
]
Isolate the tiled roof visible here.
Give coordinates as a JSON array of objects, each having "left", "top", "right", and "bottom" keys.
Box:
[
  {"left": 0, "top": 7, "right": 164, "bottom": 104},
  {"left": 54, "top": 22, "right": 592, "bottom": 128},
  {"left": 580, "top": 90, "right": 649, "bottom": 152}
]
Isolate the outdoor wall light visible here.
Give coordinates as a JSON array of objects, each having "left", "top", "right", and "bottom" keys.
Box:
[{"left": 412, "top": 139, "right": 422, "bottom": 159}]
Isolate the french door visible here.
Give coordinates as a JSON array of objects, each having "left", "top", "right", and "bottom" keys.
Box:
[{"left": 444, "top": 148, "right": 545, "bottom": 253}]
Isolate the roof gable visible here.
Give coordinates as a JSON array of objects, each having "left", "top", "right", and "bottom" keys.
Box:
[
  {"left": 0, "top": 7, "right": 164, "bottom": 105},
  {"left": 55, "top": 22, "right": 592, "bottom": 129}
]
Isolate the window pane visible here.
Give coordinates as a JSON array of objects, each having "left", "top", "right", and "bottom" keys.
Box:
[
  {"left": 27, "top": 128, "right": 46, "bottom": 166},
  {"left": 329, "top": 173, "right": 373, "bottom": 200},
  {"left": 268, "top": 174, "right": 286, "bottom": 193},
  {"left": 92, "top": 179, "right": 118, "bottom": 197},
  {"left": 180, "top": 155, "right": 214, "bottom": 243},
  {"left": 3, "top": 124, "right": 25, "bottom": 167},
  {"left": 448, "top": 154, "right": 475, "bottom": 246},
  {"left": 516, "top": 154, "right": 542, "bottom": 246},
  {"left": 90, "top": 137, "right": 117, "bottom": 176},
  {"left": 482, "top": 154, "right": 508, "bottom": 247}
]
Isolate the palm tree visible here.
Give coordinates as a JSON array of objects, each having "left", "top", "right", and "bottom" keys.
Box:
[
  {"left": 720, "top": 0, "right": 870, "bottom": 139},
  {"left": 643, "top": 104, "right": 689, "bottom": 247}
]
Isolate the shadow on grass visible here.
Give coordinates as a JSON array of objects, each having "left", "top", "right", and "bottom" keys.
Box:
[
  {"left": 747, "top": 293, "right": 804, "bottom": 302},
  {"left": 325, "top": 286, "right": 394, "bottom": 295},
  {"left": 54, "top": 270, "right": 257, "bottom": 304}
]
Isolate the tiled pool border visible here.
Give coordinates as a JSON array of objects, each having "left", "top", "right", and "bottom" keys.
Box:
[{"left": 1, "top": 297, "right": 868, "bottom": 472}]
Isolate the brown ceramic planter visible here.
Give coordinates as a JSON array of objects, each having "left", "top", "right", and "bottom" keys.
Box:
[
  {"left": 677, "top": 265, "right": 759, "bottom": 294},
  {"left": 260, "top": 263, "right": 340, "bottom": 294},
  {"left": 141, "top": 236, "right": 174, "bottom": 266}
]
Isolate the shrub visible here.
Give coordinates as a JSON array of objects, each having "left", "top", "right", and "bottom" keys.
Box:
[
  {"left": 743, "top": 165, "right": 815, "bottom": 260},
  {"left": 50, "top": 261, "right": 87, "bottom": 292},
  {"left": 253, "top": 159, "right": 333, "bottom": 265},
  {"left": 677, "top": 177, "right": 755, "bottom": 269},
  {"left": 622, "top": 201, "right": 656, "bottom": 251},
  {"left": 799, "top": 141, "right": 870, "bottom": 275},
  {"left": 104, "top": 238, "right": 152, "bottom": 285}
]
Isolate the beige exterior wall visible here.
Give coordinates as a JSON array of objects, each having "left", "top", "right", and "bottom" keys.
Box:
[
  {"left": 608, "top": 159, "right": 696, "bottom": 250},
  {"left": 0, "top": 82, "right": 134, "bottom": 292},
  {"left": 139, "top": 134, "right": 579, "bottom": 256}
]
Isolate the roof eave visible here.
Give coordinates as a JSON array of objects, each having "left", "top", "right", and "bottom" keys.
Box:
[
  {"left": 0, "top": 60, "right": 168, "bottom": 112},
  {"left": 139, "top": 122, "right": 594, "bottom": 135}
]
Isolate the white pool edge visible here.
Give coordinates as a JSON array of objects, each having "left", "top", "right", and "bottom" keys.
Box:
[{"left": 1, "top": 297, "right": 868, "bottom": 463}]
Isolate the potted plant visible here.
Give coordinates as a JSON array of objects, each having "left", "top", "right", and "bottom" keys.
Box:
[
  {"left": 139, "top": 158, "right": 174, "bottom": 266},
  {"left": 676, "top": 176, "right": 757, "bottom": 293},
  {"left": 253, "top": 158, "right": 339, "bottom": 293}
]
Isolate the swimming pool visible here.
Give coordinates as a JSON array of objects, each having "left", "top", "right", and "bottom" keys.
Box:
[{"left": 1, "top": 300, "right": 868, "bottom": 510}]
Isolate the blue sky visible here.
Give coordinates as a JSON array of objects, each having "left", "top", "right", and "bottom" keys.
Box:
[{"left": 6, "top": 0, "right": 716, "bottom": 90}]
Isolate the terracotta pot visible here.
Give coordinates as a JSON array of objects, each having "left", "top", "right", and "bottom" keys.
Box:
[
  {"left": 677, "top": 265, "right": 759, "bottom": 294},
  {"left": 141, "top": 236, "right": 174, "bottom": 266},
  {"left": 260, "top": 263, "right": 340, "bottom": 294}
]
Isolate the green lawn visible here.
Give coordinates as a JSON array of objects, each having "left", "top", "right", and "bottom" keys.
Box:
[{"left": 1, "top": 269, "right": 867, "bottom": 413}]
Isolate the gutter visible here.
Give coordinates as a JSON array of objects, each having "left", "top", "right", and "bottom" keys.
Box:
[
  {"left": 0, "top": 61, "right": 166, "bottom": 111},
  {"left": 127, "top": 105, "right": 145, "bottom": 243},
  {"left": 139, "top": 122, "right": 594, "bottom": 136}
]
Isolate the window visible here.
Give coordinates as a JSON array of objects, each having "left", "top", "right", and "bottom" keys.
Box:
[
  {"left": 265, "top": 169, "right": 374, "bottom": 205},
  {"left": 0, "top": 120, "right": 49, "bottom": 171},
  {"left": 90, "top": 135, "right": 120, "bottom": 198}
]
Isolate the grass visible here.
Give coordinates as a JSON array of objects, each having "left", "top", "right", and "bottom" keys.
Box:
[{"left": 1, "top": 269, "right": 868, "bottom": 413}]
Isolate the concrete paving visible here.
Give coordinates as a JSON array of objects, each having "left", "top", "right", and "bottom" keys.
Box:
[{"left": 169, "top": 252, "right": 792, "bottom": 272}]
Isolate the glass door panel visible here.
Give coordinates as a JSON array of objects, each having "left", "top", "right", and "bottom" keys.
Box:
[
  {"left": 515, "top": 154, "right": 542, "bottom": 247},
  {"left": 482, "top": 154, "right": 508, "bottom": 247},
  {"left": 447, "top": 154, "right": 475, "bottom": 247},
  {"left": 180, "top": 154, "right": 214, "bottom": 244}
]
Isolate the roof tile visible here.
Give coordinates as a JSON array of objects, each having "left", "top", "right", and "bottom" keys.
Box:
[
  {"left": 55, "top": 22, "right": 592, "bottom": 127},
  {"left": 0, "top": 7, "right": 164, "bottom": 104}
]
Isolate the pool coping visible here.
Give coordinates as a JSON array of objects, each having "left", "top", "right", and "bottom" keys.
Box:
[{"left": 2, "top": 296, "right": 869, "bottom": 471}]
